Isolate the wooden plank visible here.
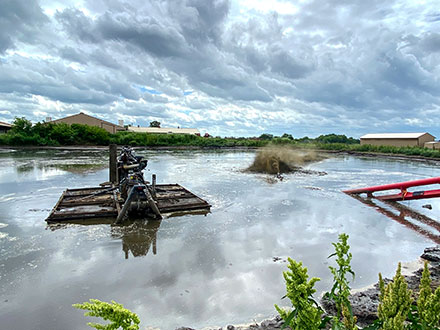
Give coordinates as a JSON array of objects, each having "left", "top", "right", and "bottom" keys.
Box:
[
  {"left": 63, "top": 193, "right": 114, "bottom": 200},
  {"left": 157, "top": 202, "right": 210, "bottom": 210},
  {"left": 157, "top": 198, "right": 210, "bottom": 212},
  {"left": 51, "top": 210, "right": 117, "bottom": 217},
  {"left": 61, "top": 195, "right": 114, "bottom": 205},
  {"left": 60, "top": 200, "right": 114, "bottom": 206},
  {"left": 51, "top": 211, "right": 118, "bottom": 218},
  {"left": 154, "top": 184, "right": 183, "bottom": 191},
  {"left": 64, "top": 188, "right": 111, "bottom": 197},
  {"left": 65, "top": 186, "right": 110, "bottom": 192},
  {"left": 155, "top": 192, "right": 194, "bottom": 200},
  {"left": 159, "top": 204, "right": 210, "bottom": 212},
  {"left": 54, "top": 206, "right": 116, "bottom": 216},
  {"left": 49, "top": 211, "right": 118, "bottom": 220},
  {"left": 46, "top": 190, "right": 66, "bottom": 220},
  {"left": 156, "top": 197, "right": 203, "bottom": 206}
]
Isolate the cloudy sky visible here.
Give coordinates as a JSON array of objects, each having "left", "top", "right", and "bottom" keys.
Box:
[{"left": 0, "top": 0, "right": 439, "bottom": 137}]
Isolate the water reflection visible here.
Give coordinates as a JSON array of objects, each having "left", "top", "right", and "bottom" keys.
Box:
[
  {"left": 351, "top": 195, "right": 440, "bottom": 244},
  {"left": 16, "top": 161, "right": 106, "bottom": 174},
  {"left": 48, "top": 219, "right": 162, "bottom": 259},
  {"left": 113, "top": 220, "right": 161, "bottom": 259}
]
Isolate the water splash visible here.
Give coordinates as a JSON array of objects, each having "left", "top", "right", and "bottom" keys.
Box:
[{"left": 246, "top": 146, "right": 325, "bottom": 174}]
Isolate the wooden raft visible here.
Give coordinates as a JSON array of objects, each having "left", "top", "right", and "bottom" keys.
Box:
[{"left": 46, "top": 184, "right": 211, "bottom": 222}]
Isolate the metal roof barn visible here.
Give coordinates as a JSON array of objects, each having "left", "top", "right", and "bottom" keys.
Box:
[{"left": 360, "top": 132, "right": 435, "bottom": 147}]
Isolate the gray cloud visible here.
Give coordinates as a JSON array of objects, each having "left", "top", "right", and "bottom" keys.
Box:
[
  {"left": 420, "top": 33, "right": 440, "bottom": 52},
  {"left": 0, "top": 0, "right": 49, "bottom": 53},
  {"left": 56, "top": 8, "right": 99, "bottom": 43},
  {"left": 0, "top": 0, "right": 438, "bottom": 137},
  {"left": 95, "top": 13, "right": 187, "bottom": 58},
  {"left": 269, "top": 48, "right": 314, "bottom": 79}
]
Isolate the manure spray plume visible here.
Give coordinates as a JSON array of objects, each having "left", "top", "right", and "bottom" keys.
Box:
[{"left": 246, "top": 146, "right": 325, "bottom": 175}]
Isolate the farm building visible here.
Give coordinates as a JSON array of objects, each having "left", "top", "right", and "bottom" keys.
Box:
[
  {"left": 424, "top": 141, "right": 440, "bottom": 150},
  {"left": 128, "top": 126, "right": 200, "bottom": 135},
  {"left": 360, "top": 133, "right": 435, "bottom": 147},
  {"left": 49, "top": 112, "right": 124, "bottom": 134},
  {"left": 0, "top": 121, "right": 12, "bottom": 134}
]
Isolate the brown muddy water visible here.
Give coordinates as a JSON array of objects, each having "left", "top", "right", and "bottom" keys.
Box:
[
  {"left": 1, "top": 148, "right": 440, "bottom": 329},
  {"left": 246, "top": 146, "right": 325, "bottom": 174}
]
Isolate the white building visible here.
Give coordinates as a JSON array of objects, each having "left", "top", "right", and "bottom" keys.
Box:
[{"left": 128, "top": 127, "right": 200, "bottom": 135}]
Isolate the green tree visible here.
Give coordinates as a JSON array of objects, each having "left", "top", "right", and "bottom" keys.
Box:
[
  {"left": 11, "top": 117, "right": 32, "bottom": 134},
  {"left": 48, "top": 122, "right": 75, "bottom": 145},
  {"left": 315, "top": 134, "right": 360, "bottom": 144},
  {"left": 259, "top": 133, "right": 274, "bottom": 140},
  {"left": 149, "top": 121, "right": 160, "bottom": 128}
]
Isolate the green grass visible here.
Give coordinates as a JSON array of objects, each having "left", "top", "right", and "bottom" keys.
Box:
[{"left": 315, "top": 143, "right": 440, "bottom": 159}]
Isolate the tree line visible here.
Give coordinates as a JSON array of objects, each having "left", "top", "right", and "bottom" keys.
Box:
[{"left": 0, "top": 117, "right": 361, "bottom": 148}]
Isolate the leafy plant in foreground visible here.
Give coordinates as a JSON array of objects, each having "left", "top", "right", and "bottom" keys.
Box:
[
  {"left": 73, "top": 299, "right": 140, "bottom": 330},
  {"left": 275, "top": 258, "right": 323, "bottom": 329},
  {"left": 377, "top": 263, "right": 412, "bottom": 330},
  {"left": 325, "top": 233, "right": 358, "bottom": 329},
  {"left": 409, "top": 262, "right": 440, "bottom": 329}
]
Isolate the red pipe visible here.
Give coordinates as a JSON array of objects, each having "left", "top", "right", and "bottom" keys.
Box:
[
  {"left": 377, "top": 189, "right": 440, "bottom": 201},
  {"left": 343, "top": 177, "right": 440, "bottom": 194}
]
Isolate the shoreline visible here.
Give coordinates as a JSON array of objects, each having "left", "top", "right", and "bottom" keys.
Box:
[
  {"left": 2, "top": 145, "right": 440, "bottom": 164},
  {"left": 0, "top": 145, "right": 260, "bottom": 151}
]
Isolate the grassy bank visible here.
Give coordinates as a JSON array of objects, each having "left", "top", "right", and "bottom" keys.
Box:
[
  {"left": 313, "top": 142, "right": 440, "bottom": 159},
  {"left": 2, "top": 117, "right": 440, "bottom": 159}
]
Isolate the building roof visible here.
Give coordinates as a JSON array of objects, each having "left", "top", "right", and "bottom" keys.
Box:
[
  {"left": 0, "top": 121, "right": 12, "bottom": 128},
  {"left": 128, "top": 127, "right": 200, "bottom": 134},
  {"left": 50, "top": 112, "right": 123, "bottom": 128},
  {"left": 360, "top": 133, "right": 434, "bottom": 139}
]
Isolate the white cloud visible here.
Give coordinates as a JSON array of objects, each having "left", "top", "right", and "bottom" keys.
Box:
[{"left": 237, "top": 0, "right": 299, "bottom": 15}]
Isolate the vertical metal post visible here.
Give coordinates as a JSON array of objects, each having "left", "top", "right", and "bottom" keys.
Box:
[
  {"left": 109, "top": 144, "right": 118, "bottom": 184},
  {"left": 115, "top": 186, "right": 135, "bottom": 224},
  {"left": 152, "top": 174, "right": 156, "bottom": 198}
]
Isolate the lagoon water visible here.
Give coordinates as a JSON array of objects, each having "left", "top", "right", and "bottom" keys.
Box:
[{"left": 1, "top": 148, "right": 440, "bottom": 329}]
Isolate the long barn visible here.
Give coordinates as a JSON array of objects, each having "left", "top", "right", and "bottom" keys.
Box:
[{"left": 360, "top": 133, "right": 435, "bottom": 147}]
